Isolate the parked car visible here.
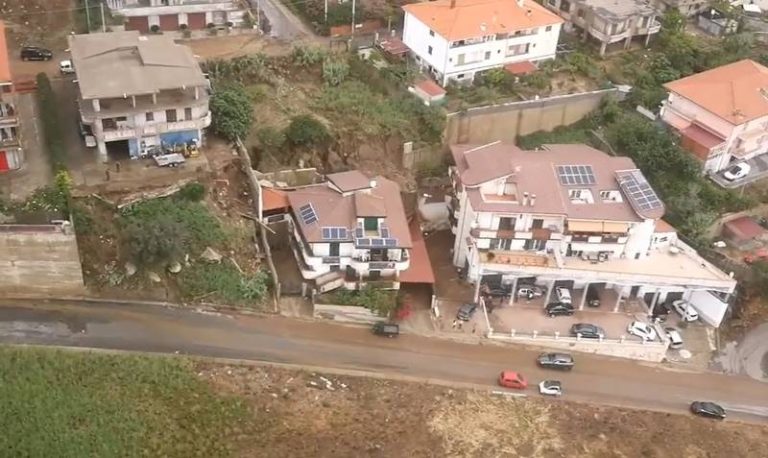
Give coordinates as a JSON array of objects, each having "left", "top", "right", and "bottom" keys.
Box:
[
  {"left": 371, "top": 322, "right": 399, "bottom": 338},
  {"left": 516, "top": 285, "right": 545, "bottom": 298},
  {"left": 690, "top": 401, "right": 726, "bottom": 419},
  {"left": 570, "top": 323, "right": 605, "bottom": 339},
  {"left": 537, "top": 352, "right": 575, "bottom": 370},
  {"left": 585, "top": 285, "right": 600, "bottom": 307},
  {"left": 651, "top": 302, "right": 671, "bottom": 323},
  {"left": 498, "top": 371, "right": 528, "bottom": 389},
  {"left": 20, "top": 46, "right": 52, "bottom": 61},
  {"left": 723, "top": 162, "right": 751, "bottom": 181},
  {"left": 627, "top": 321, "right": 658, "bottom": 341},
  {"left": 456, "top": 302, "right": 478, "bottom": 321},
  {"left": 545, "top": 302, "right": 574, "bottom": 317},
  {"left": 743, "top": 248, "right": 768, "bottom": 264},
  {"left": 555, "top": 286, "right": 572, "bottom": 304},
  {"left": 665, "top": 327, "right": 684, "bottom": 349},
  {"left": 538, "top": 380, "right": 563, "bottom": 396},
  {"left": 481, "top": 284, "right": 511, "bottom": 299},
  {"left": 59, "top": 59, "right": 74, "bottom": 74},
  {"left": 672, "top": 300, "right": 699, "bottom": 322}
]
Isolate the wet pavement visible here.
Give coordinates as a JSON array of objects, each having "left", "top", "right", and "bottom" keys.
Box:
[{"left": 1, "top": 299, "right": 767, "bottom": 423}]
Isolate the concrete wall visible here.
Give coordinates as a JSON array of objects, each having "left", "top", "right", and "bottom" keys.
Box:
[
  {"left": 313, "top": 303, "right": 385, "bottom": 324},
  {"left": 446, "top": 89, "right": 617, "bottom": 145},
  {"left": 0, "top": 225, "right": 85, "bottom": 295},
  {"left": 488, "top": 331, "right": 669, "bottom": 362}
]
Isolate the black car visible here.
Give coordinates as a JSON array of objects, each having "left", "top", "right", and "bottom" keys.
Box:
[
  {"left": 690, "top": 401, "right": 726, "bottom": 419},
  {"left": 372, "top": 322, "right": 399, "bottom": 338},
  {"left": 586, "top": 285, "right": 600, "bottom": 307},
  {"left": 570, "top": 323, "right": 605, "bottom": 339},
  {"left": 456, "top": 303, "right": 478, "bottom": 321},
  {"left": 537, "top": 352, "right": 575, "bottom": 370},
  {"left": 20, "top": 46, "right": 53, "bottom": 61},
  {"left": 545, "top": 302, "right": 574, "bottom": 317},
  {"left": 651, "top": 302, "right": 671, "bottom": 323}
]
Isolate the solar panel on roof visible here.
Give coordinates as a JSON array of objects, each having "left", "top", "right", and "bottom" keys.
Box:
[
  {"left": 616, "top": 170, "right": 663, "bottom": 214},
  {"left": 381, "top": 226, "right": 390, "bottom": 238},
  {"left": 384, "top": 238, "right": 397, "bottom": 247},
  {"left": 357, "top": 238, "right": 371, "bottom": 246},
  {"left": 355, "top": 227, "right": 364, "bottom": 238},
  {"left": 556, "top": 165, "right": 596, "bottom": 186},
  {"left": 371, "top": 238, "right": 385, "bottom": 246},
  {"left": 321, "top": 227, "right": 348, "bottom": 240},
  {"left": 298, "top": 204, "right": 317, "bottom": 225}
]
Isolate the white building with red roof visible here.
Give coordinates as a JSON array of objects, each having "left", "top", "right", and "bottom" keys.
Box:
[
  {"left": 402, "top": 0, "right": 564, "bottom": 86},
  {"left": 448, "top": 142, "right": 736, "bottom": 325}
]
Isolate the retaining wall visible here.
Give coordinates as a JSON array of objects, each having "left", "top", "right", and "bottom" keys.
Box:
[{"left": 313, "top": 303, "right": 384, "bottom": 325}]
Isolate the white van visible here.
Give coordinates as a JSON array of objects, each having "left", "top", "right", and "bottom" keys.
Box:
[
  {"left": 59, "top": 59, "right": 74, "bottom": 74},
  {"left": 665, "top": 327, "right": 684, "bottom": 349}
]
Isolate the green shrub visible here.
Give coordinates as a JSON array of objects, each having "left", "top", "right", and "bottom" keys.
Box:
[
  {"left": 322, "top": 57, "right": 350, "bottom": 86},
  {"left": 178, "top": 261, "right": 270, "bottom": 305},
  {"left": 209, "top": 83, "right": 253, "bottom": 141},
  {"left": 291, "top": 45, "right": 326, "bottom": 67},
  {"left": 323, "top": 287, "right": 398, "bottom": 317},
  {"left": 176, "top": 183, "right": 206, "bottom": 202}
]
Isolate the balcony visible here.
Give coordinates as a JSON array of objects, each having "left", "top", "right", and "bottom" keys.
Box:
[
  {"left": 100, "top": 114, "right": 212, "bottom": 142},
  {"left": 479, "top": 249, "right": 556, "bottom": 268},
  {"left": 322, "top": 256, "right": 341, "bottom": 264},
  {"left": 470, "top": 227, "right": 562, "bottom": 241},
  {"left": 588, "top": 25, "right": 629, "bottom": 43}
]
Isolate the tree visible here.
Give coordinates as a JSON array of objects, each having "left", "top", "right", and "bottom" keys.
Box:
[
  {"left": 284, "top": 115, "right": 331, "bottom": 152},
  {"left": 322, "top": 57, "right": 349, "bottom": 86},
  {"left": 209, "top": 84, "right": 253, "bottom": 142},
  {"left": 121, "top": 214, "right": 188, "bottom": 267}
]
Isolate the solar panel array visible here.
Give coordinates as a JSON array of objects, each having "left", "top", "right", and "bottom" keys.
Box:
[
  {"left": 556, "top": 165, "right": 596, "bottom": 186},
  {"left": 356, "top": 238, "right": 398, "bottom": 247},
  {"left": 617, "top": 170, "right": 663, "bottom": 213},
  {"left": 298, "top": 204, "right": 317, "bottom": 225},
  {"left": 322, "top": 227, "right": 348, "bottom": 240}
]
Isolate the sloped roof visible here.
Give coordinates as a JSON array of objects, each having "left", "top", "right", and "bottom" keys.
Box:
[
  {"left": 451, "top": 143, "right": 663, "bottom": 221},
  {"left": 327, "top": 170, "right": 372, "bottom": 192},
  {"left": 664, "top": 59, "right": 768, "bottom": 125},
  {"left": 399, "top": 219, "right": 436, "bottom": 284},
  {"left": 69, "top": 31, "right": 206, "bottom": 99},
  {"left": 0, "top": 22, "right": 11, "bottom": 83},
  {"left": 403, "top": 0, "right": 563, "bottom": 41}
]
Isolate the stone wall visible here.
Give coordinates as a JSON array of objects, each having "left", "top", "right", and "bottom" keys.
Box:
[{"left": 313, "top": 303, "right": 385, "bottom": 325}]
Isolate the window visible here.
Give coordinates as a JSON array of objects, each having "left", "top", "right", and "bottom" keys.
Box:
[
  {"left": 490, "top": 238, "right": 513, "bottom": 251},
  {"left": 429, "top": 30, "right": 435, "bottom": 37},
  {"left": 184, "top": 107, "right": 192, "bottom": 121},
  {"left": 547, "top": 0, "right": 556, "bottom": 5},
  {"left": 545, "top": 25, "right": 553, "bottom": 31},
  {"left": 166, "top": 109, "right": 177, "bottom": 122},
  {"left": 364, "top": 217, "right": 378, "bottom": 231},
  {"left": 456, "top": 73, "right": 465, "bottom": 79},
  {"left": 577, "top": 9, "right": 584, "bottom": 18},
  {"left": 560, "top": 0, "right": 570, "bottom": 12},
  {"left": 484, "top": 51, "right": 491, "bottom": 60},
  {"left": 498, "top": 217, "right": 516, "bottom": 231},
  {"left": 524, "top": 239, "right": 545, "bottom": 251},
  {"left": 428, "top": 45, "right": 433, "bottom": 55},
  {"left": 599, "top": 190, "right": 621, "bottom": 202},
  {"left": 145, "top": 112, "right": 154, "bottom": 122}
]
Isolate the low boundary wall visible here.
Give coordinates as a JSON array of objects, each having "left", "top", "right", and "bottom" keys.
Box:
[{"left": 313, "top": 303, "right": 384, "bottom": 325}]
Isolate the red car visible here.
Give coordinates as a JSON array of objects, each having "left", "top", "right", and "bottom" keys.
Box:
[
  {"left": 744, "top": 248, "right": 768, "bottom": 264},
  {"left": 498, "top": 371, "right": 528, "bottom": 389}
]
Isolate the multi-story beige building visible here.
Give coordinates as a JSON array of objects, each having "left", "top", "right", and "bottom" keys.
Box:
[
  {"left": 69, "top": 31, "right": 210, "bottom": 160},
  {"left": 543, "top": 0, "right": 660, "bottom": 55},
  {"left": 0, "top": 21, "right": 22, "bottom": 172},
  {"left": 106, "top": 0, "right": 248, "bottom": 33}
]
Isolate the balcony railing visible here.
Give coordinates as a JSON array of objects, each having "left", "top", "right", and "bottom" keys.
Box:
[
  {"left": 322, "top": 256, "right": 341, "bottom": 264},
  {"left": 369, "top": 261, "right": 395, "bottom": 270},
  {"left": 101, "top": 114, "right": 212, "bottom": 141}
]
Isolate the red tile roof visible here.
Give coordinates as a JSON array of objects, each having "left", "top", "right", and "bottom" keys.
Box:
[
  {"left": 399, "top": 219, "right": 435, "bottom": 284},
  {"left": 723, "top": 216, "right": 765, "bottom": 241},
  {"left": 504, "top": 60, "right": 536, "bottom": 75},
  {"left": 262, "top": 187, "right": 289, "bottom": 212},
  {"left": 403, "top": 0, "right": 563, "bottom": 42},
  {"left": 682, "top": 123, "right": 725, "bottom": 149},
  {"left": 378, "top": 37, "right": 409, "bottom": 55},
  {"left": 415, "top": 79, "right": 446, "bottom": 97},
  {"left": 654, "top": 219, "right": 676, "bottom": 233},
  {"left": 0, "top": 22, "right": 12, "bottom": 83}
]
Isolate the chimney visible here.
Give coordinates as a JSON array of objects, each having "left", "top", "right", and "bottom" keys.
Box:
[
  {"left": 526, "top": 9, "right": 532, "bottom": 17},
  {"left": 523, "top": 192, "right": 529, "bottom": 206},
  {"left": 451, "top": 0, "right": 456, "bottom": 8},
  {"left": 516, "top": 0, "right": 524, "bottom": 6},
  {"left": 369, "top": 179, "right": 377, "bottom": 188},
  {"left": 530, "top": 194, "right": 537, "bottom": 206}
]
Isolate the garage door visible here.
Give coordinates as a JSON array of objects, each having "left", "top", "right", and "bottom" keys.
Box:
[
  {"left": 188, "top": 12, "right": 206, "bottom": 29},
  {"left": 159, "top": 14, "right": 179, "bottom": 31},
  {"left": 0, "top": 151, "right": 9, "bottom": 172},
  {"left": 126, "top": 16, "right": 149, "bottom": 33}
]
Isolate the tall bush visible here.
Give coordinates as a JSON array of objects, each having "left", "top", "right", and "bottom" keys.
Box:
[{"left": 35, "top": 73, "right": 66, "bottom": 172}]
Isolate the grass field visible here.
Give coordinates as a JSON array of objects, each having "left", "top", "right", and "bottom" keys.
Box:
[{"left": 0, "top": 348, "right": 251, "bottom": 458}]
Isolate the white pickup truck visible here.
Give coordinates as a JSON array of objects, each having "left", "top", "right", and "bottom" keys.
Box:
[{"left": 153, "top": 153, "right": 185, "bottom": 168}]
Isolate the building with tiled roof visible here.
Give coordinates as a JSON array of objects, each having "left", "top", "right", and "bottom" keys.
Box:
[
  {"left": 448, "top": 142, "right": 736, "bottom": 325},
  {"left": 285, "top": 170, "right": 413, "bottom": 292},
  {"left": 0, "top": 21, "right": 23, "bottom": 173},
  {"left": 401, "top": 0, "right": 563, "bottom": 86},
  {"left": 660, "top": 59, "right": 768, "bottom": 174}
]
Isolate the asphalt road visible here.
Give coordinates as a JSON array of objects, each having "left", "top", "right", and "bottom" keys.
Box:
[
  {"left": 1, "top": 300, "right": 768, "bottom": 424},
  {"left": 248, "top": 0, "right": 314, "bottom": 41}
]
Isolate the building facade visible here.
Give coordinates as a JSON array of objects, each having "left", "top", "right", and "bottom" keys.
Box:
[
  {"left": 0, "top": 21, "right": 22, "bottom": 172},
  {"left": 107, "top": 0, "right": 248, "bottom": 33},
  {"left": 402, "top": 0, "right": 563, "bottom": 86},
  {"left": 661, "top": 59, "right": 768, "bottom": 173},
  {"left": 448, "top": 142, "right": 736, "bottom": 325},
  {"left": 285, "top": 171, "right": 412, "bottom": 292},
  {"left": 652, "top": 0, "right": 709, "bottom": 17},
  {"left": 69, "top": 31, "right": 210, "bottom": 160},
  {"left": 543, "top": 0, "right": 660, "bottom": 56}
]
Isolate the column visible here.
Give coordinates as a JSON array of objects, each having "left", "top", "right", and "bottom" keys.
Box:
[
  {"left": 599, "top": 41, "right": 607, "bottom": 56},
  {"left": 645, "top": 31, "right": 652, "bottom": 47},
  {"left": 543, "top": 279, "right": 555, "bottom": 306},
  {"left": 473, "top": 268, "right": 483, "bottom": 303},
  {"left": 613, "top": 287, "right": 623, "bottom": 313},
  {"left": 649, "top": 289, "right": 660, "bottom": 316},
  {"left": 579, "top": 282, "right": 589, "bottom": 311},
  {"left": 97, "top": 141, "right": 108, "bottom": 162},
  {"left": 510, "top": 277, "right": 518, "bottom": 306},
  {"left": 624, "top": 34, "right": 632, "bottom": 50}
]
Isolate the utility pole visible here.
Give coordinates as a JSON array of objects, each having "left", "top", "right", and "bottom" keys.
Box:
[
  {"left": 85, "top": 0, "right": 91, "bottom": 32},
  {"left": 351, "top": 0, "right": 356, "bottom": 38},
  {"left": 100, "top": 1, "right": 107, "bottom": 33},
  {"left": 324, "top": 0, "right": 328, "bottom": 23}
]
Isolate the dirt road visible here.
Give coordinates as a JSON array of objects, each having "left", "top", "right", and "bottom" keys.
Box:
[{"left": 0, "top": 299, "right": 767, "bottom": 424}]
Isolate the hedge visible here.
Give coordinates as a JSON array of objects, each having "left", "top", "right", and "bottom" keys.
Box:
[{"left": 35, "top": 72, "right": 67, "bottom": 172}]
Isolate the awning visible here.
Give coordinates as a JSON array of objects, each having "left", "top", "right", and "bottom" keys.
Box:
[
  {"left": 567, "top": 220, "right": 604, "bottom": 232},
  {"left": 602, "top": 222, "right": 630, "bottom": 233},
  {"left": 399, "top": 219, "right": 435, "bottom": 285},
  {"left": 682, "top": 123, "right": 725, "bottom": 149}
]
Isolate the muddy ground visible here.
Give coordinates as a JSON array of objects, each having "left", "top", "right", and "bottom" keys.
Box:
[{"left": 200, "top": 364, "right": 768, "bottom": 458}]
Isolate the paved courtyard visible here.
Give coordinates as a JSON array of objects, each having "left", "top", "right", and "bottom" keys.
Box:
[{"left": 710, "top": 153, "right": 768, "bottom": 189}]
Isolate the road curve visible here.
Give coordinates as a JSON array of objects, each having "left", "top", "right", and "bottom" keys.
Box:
[{"left": 0, "top": 300, "right": 767, "bottom": 424}]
